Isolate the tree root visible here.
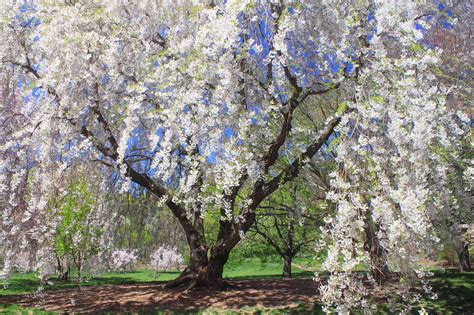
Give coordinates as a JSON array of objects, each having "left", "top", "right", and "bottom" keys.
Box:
[
  {"left": 163, "top": 272, "right": 232, "bottom": 291},
  {"left": 163, "top": 273, "right": 195, "bottom": 289}
]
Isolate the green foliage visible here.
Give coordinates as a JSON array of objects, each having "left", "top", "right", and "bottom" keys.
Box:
[
  {"left": 53, "top": 178, "right": 102, "bottom": 274},
  {"left": 203, "top": 208, "right": 221, "bottom": 246},
  {"left": 251, "top": 181, "right": 325, "bottom": 260},
  {"left": 227, "top": 238, "right": 278, "bottom": 266},
  {"left": 109, "top": 190, "right": 187, "bottom": 261}
]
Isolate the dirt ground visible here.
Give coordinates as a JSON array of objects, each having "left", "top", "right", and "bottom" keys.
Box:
[{"left": 0, "top": 278, "right": 321, "bottom": 313}]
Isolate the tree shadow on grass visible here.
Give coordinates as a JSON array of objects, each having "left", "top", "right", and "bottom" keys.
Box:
[
  {"left": 0, "top": 271, "right": 179, "bottom": 297},
  {"left": 2, "top": 270, "right": 472, "bottom": 314},
  {"left": 419, "top": 270, "right": 474, "bottom": 314}
]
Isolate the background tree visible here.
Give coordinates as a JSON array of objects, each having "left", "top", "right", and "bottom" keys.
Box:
[
  {"left": 53, "top": 169, "right": 104, "bottom": 281},
  {"left": 251, "top": 181, "right": 325, "bottom": 278}
]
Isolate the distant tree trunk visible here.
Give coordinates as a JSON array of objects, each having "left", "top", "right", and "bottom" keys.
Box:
[
  {"left": 72, "top": 252, "right": 82, "bottom": 283},
  {"left": 282, "top": 218, "right": 294, "bottom": 278},
  {"left": 57, "top": 256, "right": 70, "bottom": 281},
  {"left": 283, "top": 255, "right": 292, "bottom": 278},
  {"left": 58, "top": 267, "right": 69, "bottom": 281},
  {"left": 456, "top": 241, "right": 471, "bottom": 272}
]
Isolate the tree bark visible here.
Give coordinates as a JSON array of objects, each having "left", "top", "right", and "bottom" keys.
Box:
[
  {"left": 456, "top": 241, "right": 471, "bottom": 272},
  {"left": 164, "top": 238, "right": 233, "bottom": 289},
  {"left": 364, "top": 219, "right": 390, "bottom": 284},
  {"left": 56, "top": 256, "right": 70, "bottom": 281},
  {"left": 282, "top": 255, "right": 292, "bottom": 278},
  {"left": 58, "top": 269, "right": 69, "bottom": 281},
  {"left": 283, "top": 217, "right": 294, "bottom": 278}
]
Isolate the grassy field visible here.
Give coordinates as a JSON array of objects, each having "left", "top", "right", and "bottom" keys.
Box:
[{"left": 0, "top": 260, "right": 472, "bottom": 314}]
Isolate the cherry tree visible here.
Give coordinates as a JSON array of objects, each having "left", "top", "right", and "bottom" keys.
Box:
[
  {"left": 425, "top": 1, "right": 473, "bottom": 273},
  {"left": 0, "top": 59, "right": 66, "bottom": 281},
  {"left": 0, "top": 0, "right": 351, "bottom": 288},
  {"left": 0, "top": 0, "right": 470, "bottom": 307},
  {"left": 318, "top": 2, "right": 472, "bottom": 312}
]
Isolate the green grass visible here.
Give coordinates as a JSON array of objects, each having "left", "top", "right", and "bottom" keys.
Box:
[
  {"left": 0, "top": 304, "right": 57, "bottom": 315},
  {"left": 0, "top": 268, "right": 180, "bottom": 296},
  {"left": 223, "top": 258, "right": 314, "bottom": 279}
]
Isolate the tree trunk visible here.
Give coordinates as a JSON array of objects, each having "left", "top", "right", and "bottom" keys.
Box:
[
  {"left": 164, "top": 212, "right": 241, "bottom": 290},
  {"left": 282, "top": 255, "right": 292, "bottom": 278},
  {"left": 164, "top": 196, "right": 255, "bottom": 290},
  {"left": 57, "top": 256, "right": 69, "bottom": 281},
  {"left": 364, "top": 219, "right": 390, "bottom": 284},
  {"left": 58, "top": 269, "right": 69, "bottom": 281},
  {"left": 456, "top": 241, "right": 471, "bottom": 272},
  {"left": 282, "top": 218, "right": 294, "bottom": 278},
  {"left": 164, "top": 241, "right": 232, "bottom": 289}
]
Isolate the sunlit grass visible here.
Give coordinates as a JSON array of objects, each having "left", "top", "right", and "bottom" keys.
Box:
[
  {"left": 0, "top": 304, "right": 57, "bottom": 315},
  {"left": 0, "top": 268, "right": 179, "bottom": 296},
  {"left": 224, "top": 258, "right": 313, "bottom": 279}
]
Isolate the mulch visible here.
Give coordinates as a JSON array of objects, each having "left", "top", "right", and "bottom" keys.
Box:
[{"left": 0, "top": 278, "right": 321, "bottom": 313}]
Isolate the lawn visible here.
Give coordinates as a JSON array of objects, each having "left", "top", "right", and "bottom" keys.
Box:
[{"left": 418, "top": 270, "right": 474, "bottom": 314}]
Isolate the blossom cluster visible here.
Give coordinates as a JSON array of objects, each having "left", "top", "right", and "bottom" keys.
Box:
[
  {"left": 318, "top": 1, "right": 471, "bottom": 312},
  {"left": 150, "top": 246, "right": 184, "bottom": 272},
  {"left": 110, "top": 249, "right": 139, "bottom": 272}
]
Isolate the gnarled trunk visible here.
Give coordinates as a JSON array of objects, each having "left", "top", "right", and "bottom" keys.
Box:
[
  {"left": 164, "top": 240, "right": 232, "bottom": 289},
  {"left": 164, "top": 213, "right": 241, "bottom": 290}
]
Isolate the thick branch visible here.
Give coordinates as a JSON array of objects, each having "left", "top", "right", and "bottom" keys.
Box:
[{"left": 239, "top": 112, "right": 344, "bottom": 235}]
